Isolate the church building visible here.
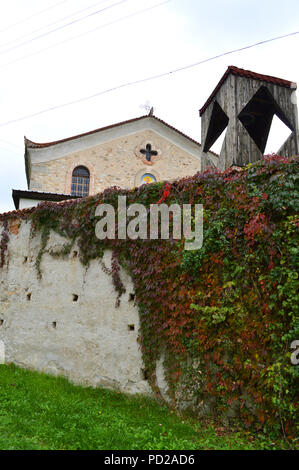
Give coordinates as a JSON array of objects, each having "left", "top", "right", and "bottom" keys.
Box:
[
  {"left": 12, "top": 113, "right": 218, "bottom": 210},
  {"left": 12, "top": 65, "right": 298, "bottom": 210}
]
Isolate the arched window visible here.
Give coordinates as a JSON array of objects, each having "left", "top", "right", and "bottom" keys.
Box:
[{"left": 71, "top": 166, "right": 90, "bottom": 197}]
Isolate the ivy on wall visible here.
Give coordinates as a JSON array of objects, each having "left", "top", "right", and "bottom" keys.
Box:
[
  {"left": 0, "top": 154, "right": 298, "bottom": 438},
  {"left": 0, "top": 220, "right": 9, "bottom": 268}
]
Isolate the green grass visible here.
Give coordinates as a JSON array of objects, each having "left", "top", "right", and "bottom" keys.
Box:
[{"left": 0, "top": 364, "right": 288, "bottom": 450}]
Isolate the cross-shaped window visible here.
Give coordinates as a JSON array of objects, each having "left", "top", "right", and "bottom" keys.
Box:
[{"left": 140, "top": 143, "right": 158, "bottom": 162}]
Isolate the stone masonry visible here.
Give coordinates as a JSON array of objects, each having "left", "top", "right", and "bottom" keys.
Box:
[{"left": 28, "top": 129, "right": 203, "bottom": 195}]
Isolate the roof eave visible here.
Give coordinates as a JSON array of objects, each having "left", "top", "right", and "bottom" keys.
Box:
[
  {"left": 12, "top": 189, "right": 20, "bottom": 210},
  {"left": 12, "top": 189, "right": 82, "bottom": 210},
  {"left": 24, "top": 114, "right": 203, "bottom": 150},
  {"left": 199, "top": 65, "right": 295, "bottom": 117}
]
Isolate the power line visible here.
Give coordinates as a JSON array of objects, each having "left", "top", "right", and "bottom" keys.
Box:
[
  {"left": 0, "top": 0, "right": 71, "bottom": 34},
  {"left": 0, "top": 0, "right": 131, "bottom": 57},
  {"left": 0, "top": 138, "right": 23, "bottom": 156},
  {"left": 0, "top": 0, "right": 172, "bottom": 71},
  {"left": 0, "top": 145, "right": 20, "bottom": 156},
  {"left": 0, "top": 0, "right": 112, "bottom": 51},
  {"left": 0, "top": 138, "right": 23, "bottom": 150},
  {"left": 0, "top": 30, "right": 298, "bottom": 128},
  {"left": 166, "top": 31, "right": 299, "bottom": 74}
]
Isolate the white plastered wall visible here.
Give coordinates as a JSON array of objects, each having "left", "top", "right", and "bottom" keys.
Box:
[{"left": 0, "top": 220, "right": 152, "bottom": 395}]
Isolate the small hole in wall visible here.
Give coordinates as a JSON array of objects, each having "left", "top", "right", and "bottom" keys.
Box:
[
  {"left": 142, "top": 369, "right": 149, "bottom": 381},
  {"left": 128, "top": 324, "right": 135, "bottom": 331},
  {"left": 0, "top": 319, "right": 4, "bottom": 326},
  {"left": 72, "top": 294, "right": 79, "bottom": 302},
  {"left": 52, "top": 322, "right": 57, "bottom": 329},
  {"left": 27, "top": 293, "right": 31, "bottom": 301},
  {"left": 129, "top": 293, "right": 135, "bottom": 302},
  {"left": 23, "top": 257, "right": 28, "bottom": 264},
  {"left": 73, "top": 251, "right": 78, "bottom": 258}
]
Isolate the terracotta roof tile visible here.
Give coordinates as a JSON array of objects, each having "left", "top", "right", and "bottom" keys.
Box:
[
  {"left": 25, "top": 114, "right": 203, "bottom": 149},
  {"left": 24, "top": 114, "right": 218, "bottom": 157},
  {"left": 1, "top": 193, "right": 82, "bottom": 221},
  {"left": 25, "top": 115, "right": 149, "bottom": 149},
  {"left": 0, "top": 206, "right": 35, "bottom": 221},
  {"left": 200, "top": 66, "right": 296, "bottom": 116}
]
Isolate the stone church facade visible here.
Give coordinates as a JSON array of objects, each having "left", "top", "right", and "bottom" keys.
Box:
[{"left": 13, "top": 114, "right": 218, "bottom": 210}]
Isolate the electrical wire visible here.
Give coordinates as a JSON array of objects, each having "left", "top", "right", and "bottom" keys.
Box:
[
  {"left": 0, "top": 30, "right": 297, "bottom": 128},
  {"left": 0, "top": 0, "right": 71, "bottom": 34},
  {"left": 0, "top": 0, "right": 172, "bottom": 70},
  {"left": 0, "top": 138, "right": 23, "bottom": 150},
  {"left": 0, "top": 0, "right": 112, "bottom": 50},
  {"left": 0, "top": 145, "right": 22, "bottom": 156},
  {"left": 0, "top": 0, "right": 131, "bottom": 57}
]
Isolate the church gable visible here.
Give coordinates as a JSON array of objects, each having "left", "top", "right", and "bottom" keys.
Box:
[
  {"left": 26, "top": 115, "right": 209, "bottom": 197},
  {"left": 28, "top": 128, "right": 202, "bottom": 195}
]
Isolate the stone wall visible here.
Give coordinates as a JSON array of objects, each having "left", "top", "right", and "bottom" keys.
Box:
[
  {"left": 0, "top": 218, "right": 152, "bottom": 395},
  {"left": 29, "top": 129, "right": 202, "bottom": 194}
]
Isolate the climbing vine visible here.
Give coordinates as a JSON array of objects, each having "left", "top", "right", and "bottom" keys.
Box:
[
  {"left": 0, "top": 220, "right": 9, "bottom": 268},
  {"left": 1, "top": 154, "right": 298, "bottom": 440}
]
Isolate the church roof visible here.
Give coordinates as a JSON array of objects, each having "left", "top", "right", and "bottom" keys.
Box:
[
  {"left": 12, "top": 189, "right": 81, "bottom": 210},
  {"left": 199, "top": 65, "right": 296, "bottom": 116},
  {"left": 23, "top": 113, "right": 218, "bottom": 187},
  {"left": 0, "top": 206, "right": 34, "bottom": 221},
  {"left": 24, "top": 114, "right": 203, "bottom": 150},
  {"left": 1, "top": 192, "right": 81, "bottom": 219}
]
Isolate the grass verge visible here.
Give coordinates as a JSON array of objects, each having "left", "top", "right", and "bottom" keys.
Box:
[{"left": 0, "top": 364, "right": 290, "bottom": 450}]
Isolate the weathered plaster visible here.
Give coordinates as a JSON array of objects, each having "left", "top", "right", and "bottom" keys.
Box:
[{"left": 0, "top": 220, "right": 152, "bottom": 395}]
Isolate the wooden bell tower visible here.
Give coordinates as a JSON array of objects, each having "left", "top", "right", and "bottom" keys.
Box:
[{"left": 200, "top": 66, "right": 299, "bottom": 171}]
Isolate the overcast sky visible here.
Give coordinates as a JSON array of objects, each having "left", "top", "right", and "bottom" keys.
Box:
[{"left": 0, "top": 0, "right": 298, "bottom": 213}]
